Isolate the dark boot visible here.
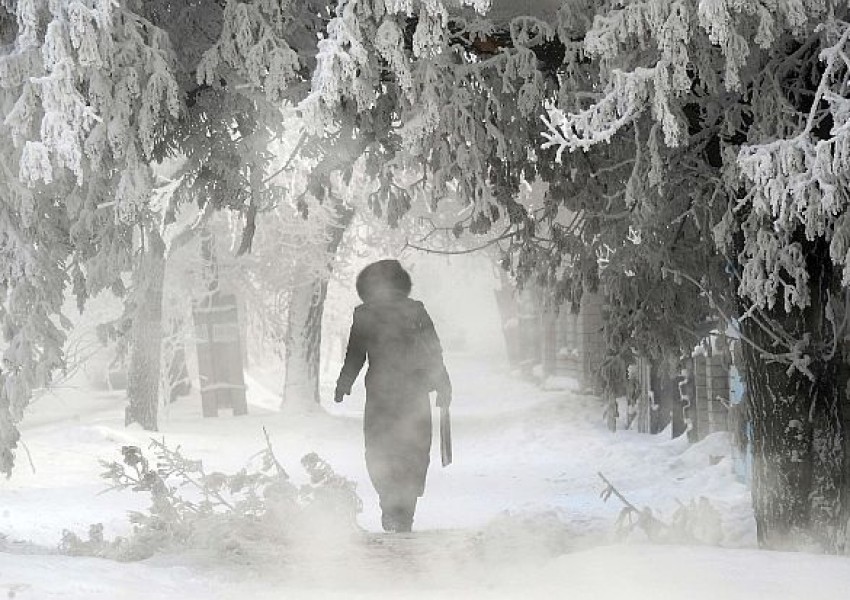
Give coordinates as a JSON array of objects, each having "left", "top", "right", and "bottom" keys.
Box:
[
  {"left": 394, "top": 496, "right": 417, "bottom": 533},
  {"left": 379, "top": 494, "right": 401, "bottom": 532},
  {"left": 381, "top": 510, "right": 399, "bottom": 532},
  {"left": 380, "top": 494, "right": 417, "bottom": 533}
]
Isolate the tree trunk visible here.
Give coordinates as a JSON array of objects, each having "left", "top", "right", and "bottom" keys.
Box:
[
  {"left": 282, "top": 276, "right": 329, "bottom": 410},
  {"left": 282, "top": 204, "right": 353, "bottom": 410},
  {"left": 494, "top": 270, "right": 522, "bottom": 368},
  {"left": 164, "top": 317, "right": 191, "bottom": 403},
  {"left": 741, "top": 240, "right": 849, "bottom": 552},
  {"left": 125, "top": 229, "right": 166, "bottom": 430}
]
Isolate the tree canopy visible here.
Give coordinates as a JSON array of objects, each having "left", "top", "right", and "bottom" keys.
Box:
[
  {"left": 0, "top": 0, "right": 321, "bottom": 474},
  {"left": 3, "top": 0, "right": 850, "bottom": 553}
]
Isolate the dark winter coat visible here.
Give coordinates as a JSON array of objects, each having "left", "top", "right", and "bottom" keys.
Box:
[{"left": 336, "top": 293, "right": 451, "bottom": 501}]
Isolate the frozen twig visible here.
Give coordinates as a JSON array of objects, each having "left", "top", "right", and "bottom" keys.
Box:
[
  {"left": 403, "top": 226, "right": 514, "bottom": 255},
  {"left": 262, "top": 426, "right": 289, "bottom": 480},
  {"left": 598, "top": 471, "right": 668, "bottom": 540},
  {"left": 20, "top": 440, "right": 36, "bottom": 475}
]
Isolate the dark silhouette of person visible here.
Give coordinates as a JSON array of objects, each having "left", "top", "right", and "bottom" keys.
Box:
[{"left": 335, "top": 259, "right": 451, "bottom": 533}]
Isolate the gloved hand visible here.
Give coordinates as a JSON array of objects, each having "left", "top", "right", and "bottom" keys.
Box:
[
  {"left": 436, "top": 392, "right": 452, "bottom": 409},
  {"left": 334, "top": 386, "right": 348, "bottom": 403}
]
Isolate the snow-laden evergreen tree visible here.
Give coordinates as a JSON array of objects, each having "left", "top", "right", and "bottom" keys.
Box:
[
  {"left": 304, "top": 0, "right": 561, "bottom": 228},
  {"left": 544, "top": 0, "right": 850, "bottom": 552},
  {"left": 305, "top": 0, "right": 714, "bottom": 399},
  {"left": 0, "top": 0, "right": 181, "bottom": 473},
  {"left": 305, "top": 0, "right": 850, "bottom": 552},
  {"left": 0, "top": 0, "right": 319, "bottom": 474}
]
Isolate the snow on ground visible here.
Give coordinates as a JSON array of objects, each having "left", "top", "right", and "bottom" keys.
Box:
[{"left": 1, "top": 352, "right": 848, "bottom": 598}]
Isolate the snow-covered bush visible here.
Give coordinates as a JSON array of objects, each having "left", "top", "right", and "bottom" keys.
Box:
[
  {"left": 600, "top": 472, "right": 723, "bottom": 546},
  {"left": 59, "top": 437, "right": 362, "bottom": 562}
]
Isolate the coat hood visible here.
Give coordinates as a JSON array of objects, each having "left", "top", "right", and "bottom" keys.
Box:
[{"left": 356, "top": 259, "right": 412, "bottom": 303}]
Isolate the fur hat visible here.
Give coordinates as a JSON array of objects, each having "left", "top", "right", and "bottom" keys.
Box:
[{"left": 356, "top": 259, "right": 412, "bottom": 303}]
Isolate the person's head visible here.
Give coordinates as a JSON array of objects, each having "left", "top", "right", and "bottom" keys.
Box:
[{"left": 356, "top": 259, "right": 412, "bottom": 303}]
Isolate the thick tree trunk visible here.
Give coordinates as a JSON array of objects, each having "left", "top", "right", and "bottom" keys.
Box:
[
  {"left": 741, "top": 240, "right": 849, "bottom": 552},
  {"left": 282, "top": 204, "right": 353, "bottom": 410},
  {"left": 125, "top": 230, "right": 166, "bottom": 430}
]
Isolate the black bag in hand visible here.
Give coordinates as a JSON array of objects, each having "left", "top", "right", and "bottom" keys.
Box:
[{"left": 440, "top": 406, "right": 452, "bottom": 467}]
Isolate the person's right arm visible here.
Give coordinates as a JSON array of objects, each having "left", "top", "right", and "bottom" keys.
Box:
[{"left": 335, "top": 307, "right": 367, "bottom": 402}]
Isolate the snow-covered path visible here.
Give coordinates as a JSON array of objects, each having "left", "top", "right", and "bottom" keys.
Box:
[{"left": 1, "top": 354, "right": 848, "bottom": 598}]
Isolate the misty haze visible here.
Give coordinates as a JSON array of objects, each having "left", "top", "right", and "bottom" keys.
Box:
[{"left": 1, "top": 1, "right": 850, "bottom": 599}]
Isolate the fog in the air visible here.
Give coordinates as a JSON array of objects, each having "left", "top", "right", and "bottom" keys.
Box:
[{"left": 3, "top": 0, "right": 850, "bottom": 598}]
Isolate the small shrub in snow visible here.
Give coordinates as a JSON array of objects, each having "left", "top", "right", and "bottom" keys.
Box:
[
  {"left": 59, "top": 434, "right": 361, "bottom": 562},
  {"left": 667, "top": 498, "right": 723, "bottom": 546},
  {"left": 599, "top": 472, "right": 723, "bottom": 545}
]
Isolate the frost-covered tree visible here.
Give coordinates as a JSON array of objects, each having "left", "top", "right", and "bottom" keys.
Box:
[
  {"left": 304, "top": 0, "right": 568, "bottom": 229},
  {"left": 0, "top": 0, "right": 322, "bottom": 473},
  {"left": 302, "top": 0, "right": 593, "bottom": 356},
  {"left": 544, "top": 0, "right": 850, "bottom": 552},
  {"left": 0, "top": 0, "right": 181, "bottom": 472},
  {"left": 304, "top": 0, "right": 850, "bottom": 551},
  {"left": 149, "top": 0, "right": 324, "bottom": 418},
  {"left": 305, "top": 0, "right": 713, "bottom": 392},
  {"left": 233, "top": 182, "right": 353, "bottom": 411}
]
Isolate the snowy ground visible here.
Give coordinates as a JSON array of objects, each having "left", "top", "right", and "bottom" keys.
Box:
[{"left": 1, "top": 353, "right": 849, "bottom": 599}]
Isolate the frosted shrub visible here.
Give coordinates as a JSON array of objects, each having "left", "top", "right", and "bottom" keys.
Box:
[
  {"left": 667, "top": 497, "right": 723, "bottom": 546},
  {"left": 59, "top": 436, "right": 362, "bottom": 562},
  {"left": 600, "top": 472, "right": 723, "bottom": 545}
]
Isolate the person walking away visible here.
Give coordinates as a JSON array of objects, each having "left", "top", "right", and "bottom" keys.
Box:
[{"left": 334, "top": 259, "right": 451, "bottom": 533}]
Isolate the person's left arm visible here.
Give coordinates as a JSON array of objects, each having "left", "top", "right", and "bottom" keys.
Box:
[{"left": 419, "top": 304, "right": 452, "bottom": 407}]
